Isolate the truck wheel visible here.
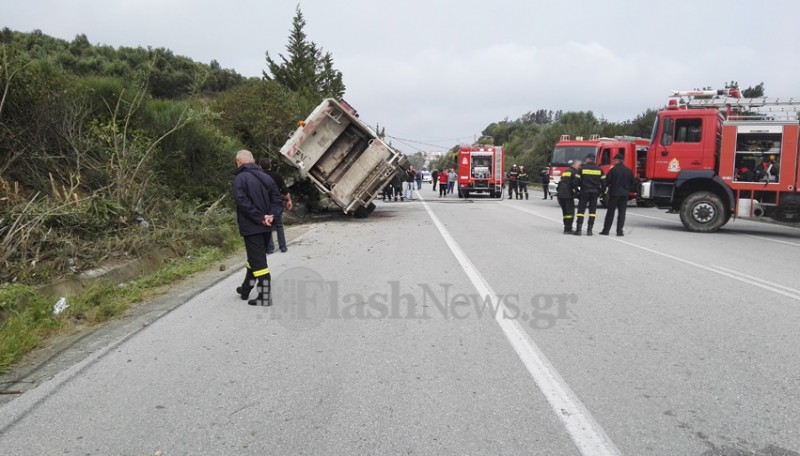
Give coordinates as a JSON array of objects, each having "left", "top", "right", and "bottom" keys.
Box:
[
  {"left": 366, "top": 202, "right": 376, "bottom": 214},
  {"left": 679, "top": 191, "right": 727, "bottom": 232},
  {"left": 353, "top": 205, "right": 370, "bottom": 218},
  {"left": 489, "top": 190, "right": 496, "bottom": 198}
]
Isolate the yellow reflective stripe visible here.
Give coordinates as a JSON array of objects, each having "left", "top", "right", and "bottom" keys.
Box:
[
  {"left": 564, "top": 215, "right": 573, "bottom": 219},
  {"left": 253, "top": 268, "right": 270, "bottom": 277},
  {"left": 582, "top": 169, "right": 602, "bottom": 175},
  {"left": 589, "top": 214, "right": 596, "bottom": 217},
  {"left": 563, "top": 171, "right": 572, "bottom": 177},
  {"left": 576, "top": 214, "right": 584, "bottom": 217}
]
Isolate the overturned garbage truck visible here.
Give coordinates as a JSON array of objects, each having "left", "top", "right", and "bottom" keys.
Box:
[{"left": 279, "top": 98, "right": 408, "bottom": 218}]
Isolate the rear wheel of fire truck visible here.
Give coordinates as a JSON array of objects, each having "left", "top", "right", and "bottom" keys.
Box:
[
  {"left": 679, "top": 191, "right": 727, "bottom": 232},
  {"left": 489, "top": 190, "right": 496, "bottom": 198}
]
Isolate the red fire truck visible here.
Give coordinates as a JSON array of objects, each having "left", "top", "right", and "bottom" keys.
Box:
[
  {"left": 638, "top": 89, "right": 800, "bottom": 232},
  {"left": 547, "top": 135, "right": 648, "bottom": 202},
  {"left": 456, "top": 144, "right": 505, "bottom": 198}
]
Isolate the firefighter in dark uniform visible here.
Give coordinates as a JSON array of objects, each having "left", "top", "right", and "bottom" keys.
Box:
[
  {"left": 517, "top": 166, "right": 529, "bottom": 199},
  {"left": 557, "top": 160, "right": 581, "bottom": 233},
  {"left": 507, "top": 165, "right": 519, "bottom": 199},
  {"left": 233, "top": 149, "right": 280, "bottom": 306},
  {"left": 540, "top": 168, "right": 550, "bottom": 199},
  {"left": 600, "top": 153, "right": 635, "bottom": 236},
  {"left": 573, "top": 153, "right": 605, "bottom": 236}
]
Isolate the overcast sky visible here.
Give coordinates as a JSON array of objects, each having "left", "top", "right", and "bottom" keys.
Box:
[{"left": 4, "top": 0, "right": 800, "bottom": 154}]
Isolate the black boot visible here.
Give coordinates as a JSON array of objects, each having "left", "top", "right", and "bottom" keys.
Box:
[
  {"left": 573, "top": 222, "right": 583, "bottom": 236},
  {"left": 237, "top": 270, "right": 255, "bottom": 300}
]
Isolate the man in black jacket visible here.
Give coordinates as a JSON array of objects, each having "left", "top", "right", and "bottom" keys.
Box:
[
  {"left": 557, "top": 160, "right": 581, "bottom": 233},
  {"left": 540, "top": 169, "right": 550, "bottom": 199},
  {"left": 259, "top": 159, "right": 292, "bottom": 253},
  {"left": 233, "top": 150, "right": 280, "bottom": 306},
  {"left": 573, "top": 153, "right": 605, "bottom": 236},
  {"left": 600, "top": 153, "right": 634, "bottom": 236}
]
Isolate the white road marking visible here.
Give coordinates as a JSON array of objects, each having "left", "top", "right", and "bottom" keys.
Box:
[
  {"left": 627, "top": 211, "right": 800, "bottom": 247},
  {"left": 502, "top": 203, "right": 800, "bottom": 303},
  {"left": 740, "top": 234, "right": 800, "bottom": 247},
  {"left": 420, "top": 193, "right": 623, "bottom": 456},
  {"left": 711, "top": 265, "right": 800, "bottom": 297}
]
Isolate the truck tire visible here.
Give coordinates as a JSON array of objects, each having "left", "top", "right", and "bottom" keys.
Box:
[
  {"left": 679, "top": 191, "right": 727, "bottom": 232},
  {"left": 489, "top": 190, "right": 496, "bottom": 198},
  {"left": 353, "top": 205, "right": 371, "bottom": 218}
]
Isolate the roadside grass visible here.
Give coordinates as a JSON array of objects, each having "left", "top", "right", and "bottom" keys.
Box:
[{"left": 0, "top": 235, "right": 241, "bottom": 371}]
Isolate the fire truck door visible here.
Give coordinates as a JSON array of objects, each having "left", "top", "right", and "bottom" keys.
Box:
[{"left": 652, "top": 115, "right": 707, "bottom": 179}]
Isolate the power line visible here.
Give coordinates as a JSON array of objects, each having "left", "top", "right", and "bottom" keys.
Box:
[
  {"left": 387, "top": 136, "right": 436, "bottom": 153},
  {"left": 385, "top": 135, "right": 456, "bottom": 151}
]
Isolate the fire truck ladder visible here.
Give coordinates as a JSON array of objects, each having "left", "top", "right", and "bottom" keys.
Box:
[{"left": 671, "top": 89, "right": 800, "bottom": 119}]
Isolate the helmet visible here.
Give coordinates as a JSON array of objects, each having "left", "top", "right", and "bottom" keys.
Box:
[{"left": 770, "top": 155, "right": 776, "bottom": 161}]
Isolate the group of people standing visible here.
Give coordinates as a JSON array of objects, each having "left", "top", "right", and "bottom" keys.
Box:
[
  {"left": 556, "top": 153, "right": 635, "bottom": 236},
  {"left": 506, "top": 165, "right": 530, "bottom": 200},
  {"left": 432, "top": 167, "right": 456, "bottom": 197}
]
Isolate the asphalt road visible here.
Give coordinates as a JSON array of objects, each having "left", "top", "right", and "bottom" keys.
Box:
[{"left": 2, "top": 185, "right": 800, "bottom": 456}]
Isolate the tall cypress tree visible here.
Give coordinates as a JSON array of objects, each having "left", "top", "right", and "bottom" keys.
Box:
[{"left": 264, "top": 6, "right": 345, "bottom": 102}]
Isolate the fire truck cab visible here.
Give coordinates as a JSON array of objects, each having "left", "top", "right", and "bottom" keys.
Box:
[
  {"left": 638, "top": 89, "right": 800, "bottom": 231},
  {"left": 456, "top": 144, "right": 505, "bottom": 198},
  {"left": 548, "top": 135, "right": 648, "bottom": 203}
]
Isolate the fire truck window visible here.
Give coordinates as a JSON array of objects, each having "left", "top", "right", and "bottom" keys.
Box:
[
  {"left": 733, "top": 132, "right": 782, "bottom": 183},
  {"left": 599, "top": 148, "right": 611, "bottom": 165},
  {"left": 661, "top": 117, "right": 674, "bottom": 146},
  {"left": 675, "top": 118, "right": 702, "bottom": 143}
]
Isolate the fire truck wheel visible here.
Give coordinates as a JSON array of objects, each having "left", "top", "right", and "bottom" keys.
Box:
[{"left": 679, "top": 191, "right": 727, "bottom": 232}]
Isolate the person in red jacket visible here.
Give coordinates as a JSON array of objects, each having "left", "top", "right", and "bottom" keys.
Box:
[{"left": 438, "top": 169, "right": 449, "bottom": 197}]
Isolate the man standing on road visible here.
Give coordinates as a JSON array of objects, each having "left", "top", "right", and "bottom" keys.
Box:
[
  {"left": 573, "top": 154, "right": 605, "bottom": 236},
  {"left": 233, "top": 150, "right": 279, "bottom": 306},
  {"left": 557, "top": 160, "right": 581, "bottom": 234},
  {"left": 541, "top": 168, "right": 550, "bottom": 199},
  {"left": 438, "top": 168, "right": 449, "bottom": 197},
  {"left": 431, "top": 168, "right": 439, "bottom": 191},
  {"left": 259, "top": 159, "right": 292, "bottom": 253},
  {"left": 517, "top": 166, "right": 529, "bottom": 200},
  {"left": 447, "top": 167, "right": 457, "bottom": 194},
  {"left": 405, "top": 165, "right": 416, "bottom": 200},
  {"left": 507, "top": 164, "right": 519, "bottom": 199},
  {"left": 600, "top": 153, "right": 635, "bottom": 237}
]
